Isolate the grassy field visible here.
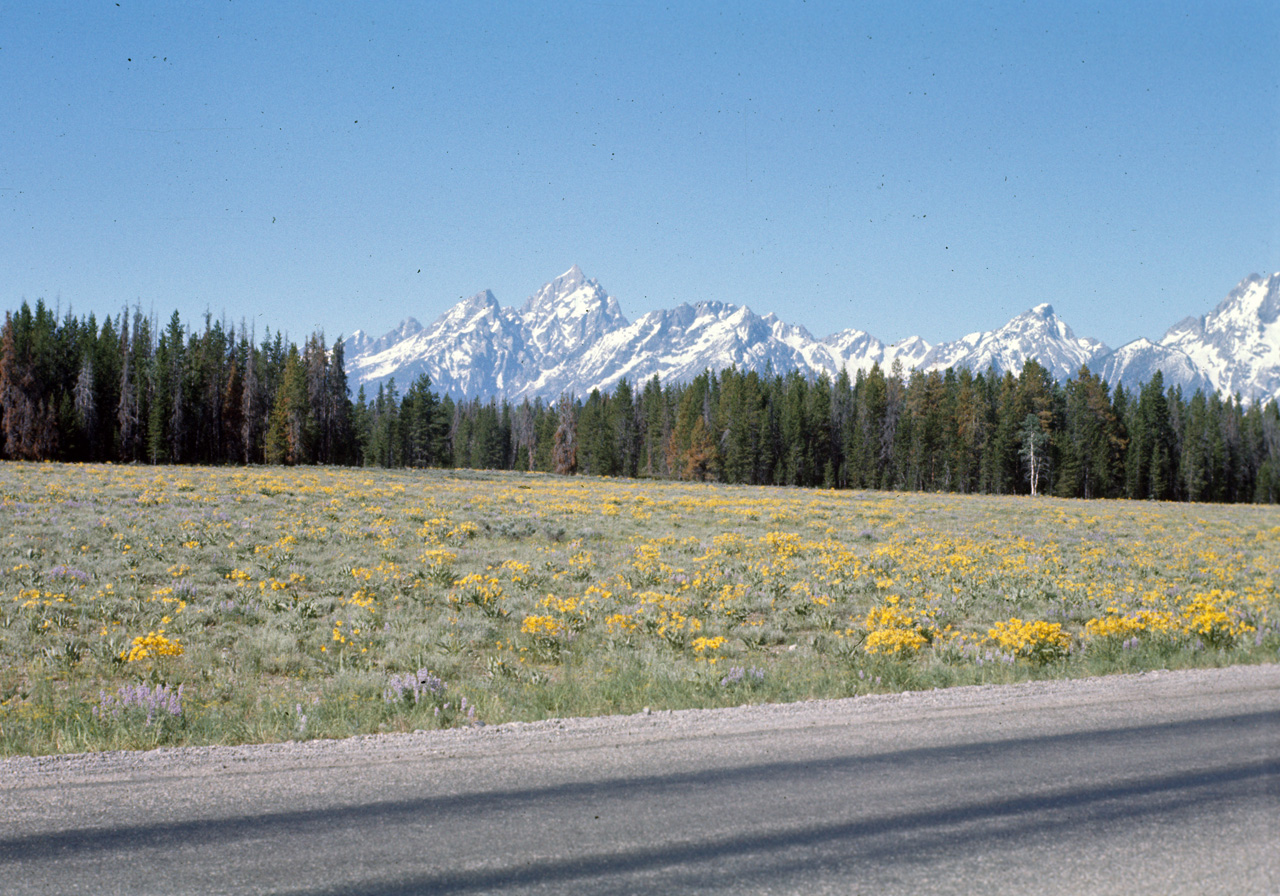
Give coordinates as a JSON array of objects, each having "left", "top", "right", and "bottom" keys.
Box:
[{"left": 2, "top": 462, "right": 1278, "bottom": 755}]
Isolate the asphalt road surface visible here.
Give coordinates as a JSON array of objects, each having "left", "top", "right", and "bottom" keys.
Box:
[{"left": 2, "top": 664, "right": 1277, "bottom": 895}]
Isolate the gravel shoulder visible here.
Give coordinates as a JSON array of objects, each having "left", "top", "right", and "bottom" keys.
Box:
[{"left": 3, "top": 664, "right": 1278, "bottom": 896}]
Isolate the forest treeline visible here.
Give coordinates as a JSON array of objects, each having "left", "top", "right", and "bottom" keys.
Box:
[{"left": 3, "top": 300, "right": 1279, "bottom": 503}]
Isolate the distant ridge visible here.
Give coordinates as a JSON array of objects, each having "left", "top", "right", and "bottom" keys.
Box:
[{"left": 344, "top": 269, "right": 1280, "bottom": 405}]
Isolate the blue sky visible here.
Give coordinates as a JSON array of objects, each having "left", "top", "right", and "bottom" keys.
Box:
[{"left": 4, "top": 1, "right": 1277, "bottom": 349}]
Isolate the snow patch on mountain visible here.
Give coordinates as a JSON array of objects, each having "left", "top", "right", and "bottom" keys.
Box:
[
  {"left": 1159, "top": 273, "right": 1280, "bottom": 402},
  {"left": 1089, "top": 273, "right": 1280, "bottom": 403},
  {"left": 1090, "top": 338, "right": 1212, "bottom": 397},
  {"left": 344, "top": 268, "right": 1280, "bottom": 404},
  {"left": 519, "top": 264, "right": 628, "bottom": 361},
  {"left": 918, "top": 304, "right": 1108, "bottom": 382}
]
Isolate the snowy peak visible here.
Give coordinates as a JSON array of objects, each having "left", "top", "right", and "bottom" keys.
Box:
[
  {"left": 344, "top": 317, "right": 423, "bottom": 357},
  {"left": 449, "top": 289, "right": 501, "bottom": 320},
  {"left": 918, "top": 303, "right": 1107, "bottom": 381},
  {"left": 1005, "top": 303, "right": 1082, "bottom": 343},
  {"left": 1214, "top": 272, "right": 1280, "bottom": 325},
  {"left": 535, "top": 299, "right": 830, "bottom": 398},
  {"left": 519, "top": 265, "right": 628, "bottom": 359},
  {"left": 1091, "top": 339, "right": 1213, "bottom": 398},
  {"left": 345, "top": 268, "right": 1280, "bottom": 404},
  {"left": 1257, "top": 274, "right": 1280, "bottom": 325},
  {"left": 889, "top": 336, "right": 932, "bottom": 365},
  {"left": 1152, "top": 272, "right": 1280, "bottom": 402},
  {"left": 1183, "top": 272, "right": 1280, "bottom": 341},
  {"left": 520, "top": 264, "right": 586, "bottom": 311}
]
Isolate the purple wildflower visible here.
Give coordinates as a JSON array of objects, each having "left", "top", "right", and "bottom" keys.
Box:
[
  {"left": 95, "top": 683, "right": 184, "bottom": 726},
  {"left": 47, "top": 565, "right": 91, "bottom": 583}
]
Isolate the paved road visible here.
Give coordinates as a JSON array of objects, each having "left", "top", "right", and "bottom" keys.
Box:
[{"left": 2, "top": 665, "right": 1278, "bottom": 895}]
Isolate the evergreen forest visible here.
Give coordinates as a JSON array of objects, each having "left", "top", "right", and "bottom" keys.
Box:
[{"left": 3, "top": 301, "right": 1279, "bottom": 503}]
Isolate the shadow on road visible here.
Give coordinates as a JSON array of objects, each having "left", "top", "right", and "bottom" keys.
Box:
[{"left": 5, "top": 710, "right": 1277, "bottom": 894}]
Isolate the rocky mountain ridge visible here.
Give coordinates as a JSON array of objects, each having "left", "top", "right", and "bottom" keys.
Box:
[{"left": 344, "top": 267, "right": 1280, "bottom": 405}]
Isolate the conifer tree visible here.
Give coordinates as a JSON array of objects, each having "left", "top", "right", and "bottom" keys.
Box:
[{"left": 552, "top": 393, "right": 578, "bottom": 475}]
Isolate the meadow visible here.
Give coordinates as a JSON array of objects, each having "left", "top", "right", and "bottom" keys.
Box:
[{"left": 2, "top": 462, "right": 1277, "bottom": 755}]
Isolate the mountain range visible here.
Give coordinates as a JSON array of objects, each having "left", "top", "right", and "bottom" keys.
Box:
[{"left": 343, "top": 266, "right": 1280, "bottom": 405}]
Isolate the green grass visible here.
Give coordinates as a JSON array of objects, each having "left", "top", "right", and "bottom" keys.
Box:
[{"left": 1, "top": 462, "right": 1277, "bottom": 755}]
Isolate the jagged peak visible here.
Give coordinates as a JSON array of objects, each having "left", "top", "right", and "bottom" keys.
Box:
[
  {"left": 364, "top": 317, "right": 423, "bottom": 343},
  {"left": 543, "top": 264, "right": 587, "bottom": 298},
  {"left": 521, "top": 265, "right": 610, "bottom": 316},
  {"left": 996, "top": 303, "right": 1095, "bottom": 345},
  {"left": 458, "top": 289, "right": 499, "bottom": 311},
  {"left": 345, "top": 269, "right": 1272, "bottom": 404},
  {"left": 1006, "top": 303, "right": 1059, "bottom": 326},
  {"left": 1211, "top": 271, "right": 1280, "bottom": 319},
  {"left": 891, "top": 335, "right": 929, "bottom": 348}
]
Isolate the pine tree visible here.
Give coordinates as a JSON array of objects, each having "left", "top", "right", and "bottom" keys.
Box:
[
  {"left": 325, "top": 339, "right": 355, "bottom": 464},
  {"left": 951, "top": 368, "right": 986, "bottom": 493},
  {"left": 400, "top": 374, "right": 437, "bottom": 467},
  {"left": 264, "top": 346, "right": 311, "bottom": 465},
  {"left": 147, "top": 320, "right": 173, "bottom": 464},
  {"left": 1127, "top": 372, "right": 1175, "bottom": 499},
  {"left": 577, "top": 389, "right": 614, "bottom": 475},
  {"left": 777, "top": 371, "right": 809, "bottom": 486},
  {"left": 880, "top": 361, "right": 906, "bottom": 489},
  {"left": 164, "top": 311, "right": 187, "bottom": 463},
  {"left": 849, "top": 365, "right": 885, "bottom": 489},
  {"left": 639, "top": 375, "right": 669, "bottom": 477},
  {"left": 240, "top": 335, "right": 263, "bottom": 463},
  {"left": 88, "top": 314, "right": 121, "bottom": 460},
  {"left": 0, "top": 311, "right": 32, "bottom": 459},
  {"left": 1253, "top": 400, "right": 1280, "bottom": 503},
  {"left": 222, "top": 345, "right": 245, "bottom": 464},
  {"left": 719, "top": 368, "right": 761, "bottom": 484},
  {"left": 831, "top": 368, "right": 855, "bottom": 488},
  {"left": 552, "top": 393, "right": 578, "bottom": 475},
  {"left": 612, "top": 378, "right": 639, "bottom": 478},
  {"left": 806, "top": 371, "right": 836, "bottom": 488},
  {"left": 116, "top": 314, "right": 137, "bottom": 461},
  {"left": 684, "top": 414, "right": 718, "bottom": 481},
  {"left": 1056, "top": 367, "right": 1121, "bottom": 498}
]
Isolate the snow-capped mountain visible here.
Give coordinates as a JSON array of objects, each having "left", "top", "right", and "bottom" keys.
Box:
[
  {"left": 347, "top": 289, "right": 536, "bottom": 399},
  {"left": 1090, "top": 273, "right": 1280, "bottom": 402},
  {"left": 531, "top": 301, "right": 829, "bottom": 398},
  {"left": 819, "top": 330, "right": 932, "bottom": 376},
  {"left": 345, "top": 269, "right": 940, "bottom": 401},
  {"left": 1089, "top": 339, "right": 1215, "bottom": 398},
  {"left": 345, "top": 317, "right": 424, "bottom": 357},
  {"left": 1163, "top": 273, "right": 1278, "bottom": 401},
  {"left": 344, "top": 268, "right": 1280, "bottom": 404},
  {"left": 917, "top": 304, "right": 1108, "bottom": 382},
  {"left": 345, "top": 266, "right": 629, "bottom": 399},
  {"left": 520, "top": 264, "right": 628, "bottom": 360}
]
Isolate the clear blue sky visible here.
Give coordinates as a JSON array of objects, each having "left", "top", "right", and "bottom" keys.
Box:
[{"left": 4, "top": 1, "right": 1277, "bottom": 349}]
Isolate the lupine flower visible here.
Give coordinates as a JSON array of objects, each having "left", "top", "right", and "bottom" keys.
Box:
[
  {"left": 719, "top": 665, "right": 765, "bottom": 687},
  {"left": 46, "top": 565, "right": 91, "bottom": 583},
  {"left": 94, "top": 683, "right": 184, "bottom": 726}
]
